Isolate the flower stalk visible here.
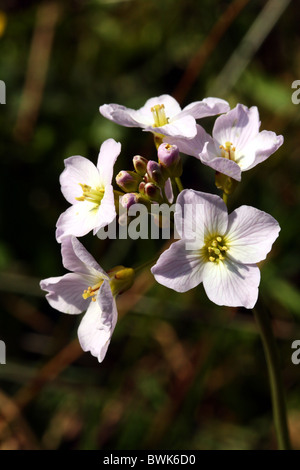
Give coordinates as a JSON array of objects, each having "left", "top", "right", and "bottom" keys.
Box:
[{"left": 253, "top": 306, "right": 291, "bottom": 450}]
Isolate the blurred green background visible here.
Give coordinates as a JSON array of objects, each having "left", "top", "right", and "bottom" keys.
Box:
[{"left": 0, "top": 0, "right": 300, "bottom": 450}]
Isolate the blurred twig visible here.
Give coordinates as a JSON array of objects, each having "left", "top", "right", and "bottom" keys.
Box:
[
  {"left": 14, "top": 1, "right": 62, "bottom": 142},
  {"left": 3, "top": 295, "right": 54, "bottom": 333},
  {"left": 207, "top": 0, "right": 292, "bottom": 97},
  {"left": 0, "top": 390, "right": 39, "bottom": 449},
  {"left": 0, "top": 11, "right": 7, "bottom": 37},
  {"left": 0, "top": 251, "right": 168, "bottom": 440},
  {"left": 142, "top": 331, "right": 218, "bottom": 447},
  {"left": 173, "top": 0, "right": 250, "bottom": 104}
]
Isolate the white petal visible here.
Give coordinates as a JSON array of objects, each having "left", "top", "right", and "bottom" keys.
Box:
[
  {"left": 97, "top": 138, "right": 121, "bottom": 185},
  {"left": 164, "top": 124, "right": 212, "bottom": 158},
  {"left": 100, "top": 95, "right": 182, "bottom": 129},
  {"left": 180, "top": 97, "right": 230, "bottom": 119},
  {"left": 137, "top": 94, "right": 182, "bottom": 121},
  {"left": 145, "top": 115, "right": 197, "bottom": 139},
  {"left": 200, "top": 144, "right": 242, "bottom": 181},
  {"left": 61, "top": 236, "right": 107, "bottom": 277},
  {"left": 40, "top": 273, "right": 95, "bottom": 314},
  {"left": 93, "top": 185, "right": 116, "bottom": 235},
  {"left": 203, "top": 260, "right": 260, "bottom": 309},
  {"left": 99, "top": 103, "right": 142, "bottom": 127},
  {"left": 60, "top": 156, "right": 100, "bottom": 205},
  {"left": 213, "top": 104, "right": 260, "bottom": 152},
  {"left": 175, "top": 190, "right": 228, "bottom": 242},
  {"left": 226, "top": 206, "right": 280, "bottom": 264},
  {"left": 77, "top": 281, "right": 118, "bottom": 362},
  {"left": 151, "top": 239, "right": 205, "bottom": 292},
  {"left": 56, "top": 201, "right": 99, "bottom": 242},
  {"left": 242, "top": 131, "right": 284, "bottom": 171}
]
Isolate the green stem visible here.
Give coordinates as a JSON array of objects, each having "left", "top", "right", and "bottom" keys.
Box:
[
  {"left": 134, "top": 256, "right": 159, "bottom": 274},
  {"left": 175, "top": 177, "right": 184, "bottom": 193},
  {"left": 253, "top": 306, "right": 291, "bottom": 450}
]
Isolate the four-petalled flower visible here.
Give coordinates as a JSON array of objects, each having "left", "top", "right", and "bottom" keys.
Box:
[
  {"left": 100, "top": 94, "right": 230, "bottom": 140},
  {"left": 181, "top": 104, "right": 283, "bottom": 181},
  {"left": 56, "top": 138, "right": 121, "bottom": 242},
  {"left": 40, "top": 236, "right": 134, "bottom": 362},
  {"left": 151, "top": 189, "right": 280, "bottom": 309}
]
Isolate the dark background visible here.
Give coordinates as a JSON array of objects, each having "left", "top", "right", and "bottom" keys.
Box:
[{"left": 0, "top": 0, "right": 300, "bottom": 450}]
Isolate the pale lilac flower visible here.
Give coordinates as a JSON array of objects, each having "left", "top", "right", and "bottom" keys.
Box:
[
  {"left": 40, "top": 236, "right": 118, "bottom": 362},
  {"left": 100, "top": 94, "right": 229, "bottom": 139},
  {"left": 56, "top": 139, "right": 121, "bottom": 242},
  {"left": 151, "top": 190, "right": 280, "bottom": 309},
  {"left": 174, "top": 104, "right": 283, "bottom": 181}
]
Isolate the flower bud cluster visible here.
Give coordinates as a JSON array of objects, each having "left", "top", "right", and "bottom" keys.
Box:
[{"left": 115, "top": 147, "right": 181, "bottom": 208}]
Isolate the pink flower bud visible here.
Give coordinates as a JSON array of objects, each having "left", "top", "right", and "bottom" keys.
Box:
[
  {"left": 116, "top": 170, "right": 142, "bottom": 192},
  {"left": 120, "top": 192, "right": 139, "bottom": 210},
  {"left": 146, "top": 160, "right": 165, "bottom": 186},
  {"left": 158, "top": 143, "right": 182, "bottom": 177}
]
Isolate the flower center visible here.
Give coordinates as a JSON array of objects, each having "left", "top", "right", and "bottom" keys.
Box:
[
  {"left": 76, "top": 184, "right": 104, "bottom": 206},
  {"left": 151, "top": 104, "right": 169, "bottom": 127},
  {"left": 219, "top": 141, "right": 236, "bottom": 161},
  {"left": 204, "top": 236, "right": 228, "bottom": 263},
  {"left": 82, "top": 280, "right": 104, "bottom": 302}
]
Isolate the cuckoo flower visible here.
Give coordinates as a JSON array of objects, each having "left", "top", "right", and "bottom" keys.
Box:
[
  {"left": 56, "top": 139, "right": 121, "bottom": 242},
  {"left": 151, "top": 190, "right": 280, "bottom": 309},
  {"left": 40, "top": 236, "right": 134, "bottom": 362},
  {"left": 100, "top": 94, "right": 229, "bottom": 140},
  {"left": 179, "top": 104, "right": 283, "bottom": 181}
]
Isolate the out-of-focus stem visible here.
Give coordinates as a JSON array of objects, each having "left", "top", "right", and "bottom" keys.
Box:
[{"left": 253, "top": 306, "right": 291, "bottom": 450}]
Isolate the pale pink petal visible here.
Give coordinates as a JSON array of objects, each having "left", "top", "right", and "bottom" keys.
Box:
[
  {"left": 164, "top": 178, "right": 174, "bottom": 204},
  {"left": 93, "top": 185, "right": 116, "bottom": 235},
  {"left": 60, "top": 156, "right": 100, "bottom": 205},
  {"left": 213, "top": 104, "right": 260, "bottom": 151},
  {"left": 203, "top": 260, "right": 260, "bottom": 309},
  {"left": 61, "top": 236, "right": 106, "bottom": 276},
  {"left": 175, "top": 190, "right": 228, "bottom": 242},
  {"left": 40, "top": 273, "right": 96, "bottom": 314},
  {"left": 77, "top": 280, "right": 118, "bottom": 362},
  {"left": 151, "top": 240, "right": 205, "bottom": 293},
  {"left": 56, "top": 201, "right": 99, "bottom": 242},
  {"left": 226, "top": 206, "right": 280, "bottom": 264},
  {"left": 136, "top": 94, "right": 181, "bottom": 122},
  {"left": 96, "top": 138, "right": 121, "bottom": 185},
  {"left": 100, "top": 95, "right": 182, "bottom": 129},
  {"left": 145, "top": 115, "right": 197, "bottom": 139},
  {"left": 242, "top": 131, "right": 284, "bottom": 171},
  {"left": 179, "top": 97, "right": 230, "bottom": 119},
  {"left": 200, "top": 144, "right": 242, "bottom": 181},
  {"left": 99, "top": 104, "right": 142, "bottom": 127},
  {"left": 164, "top": 124, "right": 212, "bottom": 158}
]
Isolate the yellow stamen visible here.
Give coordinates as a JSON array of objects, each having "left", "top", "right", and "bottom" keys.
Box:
[
  {"left": 76, "top": 183, "right": 105, "bottom": 205},
  {"left": 203, "top": 236, "right": 229, "bottom": 263},
  {"left": 219, "top": 141, "right": 236, "bottom": 161},
  {"left": 82, "top": 280, "right": 103, "bottom": 300},
  {"left": 151, "top": 104, "right": 169, "bottom": 127}
]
